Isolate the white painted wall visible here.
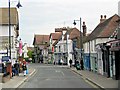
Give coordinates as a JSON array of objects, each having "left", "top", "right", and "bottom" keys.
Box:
[
  {"left": 23, "top": 43, "right": 28, "bottom": 58},
  {"left": 0, "top": 25, "right": 15, "bottom": 36},
  {"left": 84, "top": 38, "right": 115, "bottom": 53},
  {"left": 0, "top": 25, "right": 18, "bottom": 61},
  {"left": 83, "top": 42, "right": 89, "bottom": 53},
  {"left": 83, "top": 37, "right": 115, "bottom": 73},
  {"left": 96, "top": 38, "right": 114, "bottom": 45},
  {"left": 67, "top": 40, "right": 73, "bottom": 65},
  {"left": 95, "top": 44, "right": 104, "bottom": 75},
  {"left": 55, "top": 39, "right": 73, "bottom": 65}
]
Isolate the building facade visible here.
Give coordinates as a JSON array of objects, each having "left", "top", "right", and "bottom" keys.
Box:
[
  {"left": 49, "top": 31, "right": 62, "bottom": 64},
  {"left": 33, "top": 34, "right": 49, "bottom": 63},
  {"left": 83, "top": 14, "right": 119, "bottom": 77},
  {"left": 0, "top": 8, "right": 19, "bottom": 64},
  {"left": 53, "top": 27, "right": 81, "bottom": 65}
]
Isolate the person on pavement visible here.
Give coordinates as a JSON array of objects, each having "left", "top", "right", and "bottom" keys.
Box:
[
  {"left": 14, "top": 61, "right": 20, "bottom": 76},
  {"left": 80, "top": 59, "right": 84, "bottom": 70},
  {"left": 69, "top": 59, "right": 72, "bottom": 68},
  {"left": 12, "top": 65, "right": 16, "bottom": 77},
  {"left": 22, "top": 63, "right": 27, "bottom": 76},
  {"left": 60, "top": 58, "right": 64, "bottom": 65}
]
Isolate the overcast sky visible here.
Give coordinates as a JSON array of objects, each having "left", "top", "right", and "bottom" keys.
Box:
[{"left": 0, "top": 0, "right": 120, "bottom": 46}]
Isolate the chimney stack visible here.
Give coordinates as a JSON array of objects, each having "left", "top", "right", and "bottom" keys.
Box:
[
  {"left": 118, "top": 1, "right": 120, "bottom": 16},
  {"left": 100, "top": 15, "right": 107, "bottom": 23},
  {"left": 82, "top": 22, "right": 87, "bottom": 36}
]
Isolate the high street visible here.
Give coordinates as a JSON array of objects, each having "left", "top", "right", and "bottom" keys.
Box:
[{"left": 18, "top": 64, "right": 96, "bottom": 88}]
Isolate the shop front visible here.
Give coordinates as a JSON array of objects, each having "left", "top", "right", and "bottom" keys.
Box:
[
  {"left": 90, "top": 53, "right": 97, "bottom": 72},
  {"left": 96, "top": 44, "right": 104, "bottom": 75},
  {"left": 102, "top": 43, "right": 111, "bottom": 78},
  {"left": 84, "top": 53, "right": 91, "bottom": 71},
  {"left": 110, "top": 40, "right": 120, "bottom": 80}
]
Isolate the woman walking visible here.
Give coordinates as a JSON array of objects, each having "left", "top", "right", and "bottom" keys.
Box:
[{"left": 22, "top": 64, "right": 27, "bottom": 76}]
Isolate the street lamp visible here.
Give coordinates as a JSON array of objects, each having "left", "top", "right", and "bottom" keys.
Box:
[
  {"left": 16, "top": 0, "right": 22, "bottom": 8},
  {"left": 66, "top": 30, "right": 68, "bottom": 65},
  {"left": 73, "top": 17, "right": 83, "bottom": 64},
  {"left": 8, "top": 0, "right": 22, "bottom": 59}
]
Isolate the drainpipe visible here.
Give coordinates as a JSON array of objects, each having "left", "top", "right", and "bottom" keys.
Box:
[{"left": 89, "top": 41, "right": 91, "bottom": 71}]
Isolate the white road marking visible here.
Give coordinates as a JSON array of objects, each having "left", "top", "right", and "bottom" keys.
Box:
[
  {"left": 45, "top": 78, "right": 50, "bottom": 80},
  {"left": 55, "top": 70, "right": 60, "bottom": 72},
  {"left": 61, "top": 71, "right": 64, "bottom": 76},
  {"left": 55, "top": 70, "right": 64, "bottom": 76}
]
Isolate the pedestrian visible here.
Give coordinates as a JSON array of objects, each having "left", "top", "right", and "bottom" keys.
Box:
[
  {"left": 2, "top": 62, "right": 4, "bottom": 73},
  {"left": 69, "top": 59, "right": 72, "bottom": 68},
  {"left": 22, "top": 64, "right": 27, "bottom": 76},
  {"left": 12, "top": 65, "right": 16, "bottom": 77},
  {"left": 23, "top": 59, "right": 26, "bottom": 65},
  {"left": 53, "top": 60, "right": 56, "bottom": 65},
  {"left": 26, "top": 62, "right": 28, "bottom": 74},
  {"left": 29, "top": 58, "right": 32, "bottom": 63},
  {"left": 80, "top": 59, "right": 84, "bottom": 70},
  {"left": 58, "top": 59, "right": 61, "bottom": 65},
  {"left": 60, "top": 58, "right": 64, "bottom": 65},
  {"left": 14, "top": 61, "right": 20, "bottom": 76}
]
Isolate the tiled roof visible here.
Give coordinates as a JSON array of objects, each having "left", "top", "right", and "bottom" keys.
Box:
[
  {"left": 55, "top": 27, "right": 67, "bottom": 32},
  {"left": 64, "top": 28, "right": 81, "bottom": 40},
  {"left": 33, "top": 34, "right": 49, "bottom": 45},
  {"left": 53, "top": 28, "right": 81, "bottom": 46},
  {"left": 116, "top": 18, "right": 120, "bottom": 22},
  {"left": 50, "top": 32, "right": 62, "bottom": 40},
  {"left": 52, "top": 27, "right": 68, "bottom": 46},
  {"left": 0, "top": 8, "right": 18, "bottom": 25},
  {"left": 84, "top": 14, "right": 120, "bottom": 43}
]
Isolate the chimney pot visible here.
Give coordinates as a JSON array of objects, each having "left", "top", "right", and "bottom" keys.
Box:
[
  {"left": 100, "top": 15, "right": 106, "bottom": 23},
  {"left": 101, "top": 15, "right": 103, "bottom": 19},
  {"left": 83, "top": 21, "right": 85, "bottom": 25},
  {"left": 104, "top": 15, "right": 106, "bottom": 19},
  {"left": 82, "top": 21, "right": 86, "bottom": 36}
]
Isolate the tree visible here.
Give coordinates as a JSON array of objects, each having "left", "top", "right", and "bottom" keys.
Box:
[{"left": 27, "top": 50, "right": 33, "bottom": 58}]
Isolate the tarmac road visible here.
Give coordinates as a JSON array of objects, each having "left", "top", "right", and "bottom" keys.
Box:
[{"left": 18, "top": 64, "right": 96, "bottom": 88}]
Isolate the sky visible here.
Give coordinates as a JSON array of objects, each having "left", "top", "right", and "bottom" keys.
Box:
[{"left": 0, "top": 0, "right": 120, "bottom": 46}]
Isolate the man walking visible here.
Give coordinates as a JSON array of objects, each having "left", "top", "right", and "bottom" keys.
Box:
[
  {"left": 69, "top": 59, "right": 72, "bottom": 68},
  {"left": 14, "top": 61, "right": 20, "bottom": 76},
  {"left": 80, "top": 59, "right": 84, "bottom": 70}
]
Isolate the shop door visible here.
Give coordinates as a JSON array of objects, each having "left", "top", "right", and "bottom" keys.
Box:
[{"left": 115, "top": 51, "right": 120, "bottom": 80}]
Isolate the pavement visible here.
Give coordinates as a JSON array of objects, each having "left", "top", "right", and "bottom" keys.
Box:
[
  {"left": 0, "top": 67, "right": 36, "bottom": 89},
  {"left": 0, "top": 65, "right": 119, "bottom": 89},
  {"left": 70, "top": 67, "right": 119, "bottom": 89}
]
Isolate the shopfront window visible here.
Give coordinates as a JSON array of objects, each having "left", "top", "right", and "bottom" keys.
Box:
[{"left": 111, "top": 52, "right": 116, "bottom": 76}]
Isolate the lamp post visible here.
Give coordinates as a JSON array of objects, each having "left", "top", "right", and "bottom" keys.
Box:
[
  {"left": 66, "top": 30, "right": 68, "bottom": 65},
  {"left": 73, "top": 17, "right": 83, "bottom": 64},
  {"left": 8, "top": 0, "right": 22, "bottom": 59},
  {"left": 8, "top": 0, "right": 11, "bottom": 59}
]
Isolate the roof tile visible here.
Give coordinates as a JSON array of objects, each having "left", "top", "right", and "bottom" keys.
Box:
[
  {"left": 0, "top": 8, "right": 18, "bottom": 25},
  {"left": 84, "top": 14, "right": 120, "bottom": 43},
  {"left": 33, "top": 34, "right": 49, "bottom": 45}
]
